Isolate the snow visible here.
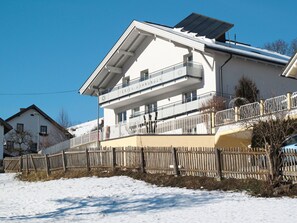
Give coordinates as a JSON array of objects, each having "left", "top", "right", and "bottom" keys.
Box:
[
  {"left": 1, "top": 174, "right": 297, "bottom": 222},
  {"left": 68, "top": 118, "right": 103, "bottom": 137},
  {"left": 149, "top": 22, "right": 290, "bottom": 64}
]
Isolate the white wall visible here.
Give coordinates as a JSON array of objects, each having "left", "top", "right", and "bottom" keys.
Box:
[
  {"left": 215, "top": 53, "right": 297, "bottom": 99},
  {"left": 0, "top": 125, "right": 3, "bottom": 160},
  {"left": 6, "top": 109, "right": 68, "bottom": 151},
  {"left": 104, "top": 37, "right": 217, "bottom": 125}
]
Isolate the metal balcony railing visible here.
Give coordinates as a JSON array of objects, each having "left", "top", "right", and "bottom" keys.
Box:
[{"left": 99, "top": 61, "right": 203, "bottom": 104}]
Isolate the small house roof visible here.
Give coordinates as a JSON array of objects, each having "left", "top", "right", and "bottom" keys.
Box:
[
  {"left": 5, "top": 104, "right": 72, "bottom": 138},
  {"left": 0, "top": 118, "right": 12, "bottom": 134}
]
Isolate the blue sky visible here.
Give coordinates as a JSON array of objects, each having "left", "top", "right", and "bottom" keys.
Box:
[{"left": 0, "top": 0, "right": 296, "bottom": 125}]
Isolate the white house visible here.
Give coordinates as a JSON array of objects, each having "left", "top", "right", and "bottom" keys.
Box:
[
  {"left": 5, "top": 104, "right": 72, "bottom": 155},
  {"left": 79, "top": 13, "right": 297, "bottom": 146},
  {"left": 282, "top": 52, "right": 297, "bottom": 78},
  {"left": 0, "top": 118, "right": 12, "bottom": 162}
]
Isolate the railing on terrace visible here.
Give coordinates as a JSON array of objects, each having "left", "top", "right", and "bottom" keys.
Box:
[
  {"left": 215, "top": 108, "right": 235, "bottom": 126},
  {"left": 214, "top": 92, "right": 297, "bottom": 126},
  {"left": 103, "top": 113, "right": 211, "bottom": 140},
  {"left": 239, "top": 102, "right": 261, "bottom": 120},
  {"left": 264, "top": 95, "right": 287, "bottom": 114},
  {"left": 99, "top": 61, "right": 203, "bottom": 103},
  {"left": 41, "top": 130, "right": 99, "bottom": 155},
  {"left": 129, "top": 91, "right": 234, "bottom": 121}
]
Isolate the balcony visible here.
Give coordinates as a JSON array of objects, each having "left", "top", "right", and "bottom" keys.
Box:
[
  {"left": 129, "top": 92, "right": 233, "bottom": 124},
  {"left": 99, "top": 61, "right": 203, "bottom": 108}
]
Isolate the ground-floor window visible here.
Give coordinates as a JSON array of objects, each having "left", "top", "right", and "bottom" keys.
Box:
[{"left": 183, "top": 90, "right": 197, "bottom": 103}]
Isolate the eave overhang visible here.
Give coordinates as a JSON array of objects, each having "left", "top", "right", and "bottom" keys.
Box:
[
  {"left": 282, "top": 52, "right": 297, "bottom": 78},
  {"left": 79, "top": 21, "right": 205, "bottom": 96}
]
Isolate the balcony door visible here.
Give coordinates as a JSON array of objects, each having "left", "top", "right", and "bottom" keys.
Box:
[{"left": 183, "top": 53, "right": 193, "bottom": 75}]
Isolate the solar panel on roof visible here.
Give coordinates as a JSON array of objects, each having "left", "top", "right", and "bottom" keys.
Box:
[{"left": 175, "top": 13, "right": 234, "bottom": 40}]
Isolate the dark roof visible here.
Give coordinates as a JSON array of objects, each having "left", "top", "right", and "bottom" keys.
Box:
[
  {"left": 5, "top": 104, "right": 72, "bottom": 138},
  {"left": 0, "top": 118, "right": 12, "bottom": 134},
  {"left": 174, "top": 13, "right": 234, "bottom": 39}
]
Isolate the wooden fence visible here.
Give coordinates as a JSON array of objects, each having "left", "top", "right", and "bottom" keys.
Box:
[{"left": 3, "top": 147, "right": 297, "bottom": 182}]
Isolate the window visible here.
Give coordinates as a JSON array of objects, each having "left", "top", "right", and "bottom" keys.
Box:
[
  {"left": 40, "top": 125, "right": 48, "bottom": 135},
  {"left": 183, "top": 91, "right": 197, "bottom": 103},
  {"left": 6, "top": 141, "right": 14, "bottom": 150},
  {"left": 16, "top": 123, "right": 24, "bottom": 132},
  {"left": 131, "top": 107, "right": 140, "bottom": 118},
  {"left": 117, "top": 111, "right": 127, "bottom": 123},
  {"left": 145, "top": 102, "right": 157, "bottom": 114},
  {"left": 122, "top": 76, "right": 130, "bottom": 87},
  {"left": 140, "top": 69, "right": 149, "bottom": 81}
]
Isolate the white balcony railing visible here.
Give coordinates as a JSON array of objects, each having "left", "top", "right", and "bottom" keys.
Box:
[
  {"left": 99, "top": 62, "right": 203, "bottom": 104},
  {"left": 102, "top": 113, "right": 211, "bottom": 140}
]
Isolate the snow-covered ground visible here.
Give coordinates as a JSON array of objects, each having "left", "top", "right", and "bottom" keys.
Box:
[
  {"left": 1, "top": 173, "right": 297, "bottom": 223},
  {"left": 68, "top": 118, "right": 103, "bottom": 137}
]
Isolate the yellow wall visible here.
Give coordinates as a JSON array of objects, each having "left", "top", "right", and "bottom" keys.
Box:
[
  {"left": 101, "top": 135, "right": 215, "bottom": 148},
  {"left": 215, "top": 135, "right": 251, "bottom": 148}
]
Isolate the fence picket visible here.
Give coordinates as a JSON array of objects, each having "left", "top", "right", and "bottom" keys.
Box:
[{"left": 4, "top": 147, "right": 295, "bottom": 182}]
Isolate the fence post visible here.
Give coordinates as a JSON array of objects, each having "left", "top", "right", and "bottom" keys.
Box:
[
  {"left": 211, "top": 111, "right": 216, "bottom": 134},
  {"left": 287, "top": 92, "right": 292, "bottom": 111},
  {"left": 86, "top": 148, "right": 90, "bottom": 172},
  {"left": 215, "top": 149, "right": 222, "bottom": 181},
  {"left": 140, "top": 147, "right": 146, "bottom": 173},
  {"left": 111, "top": 147, "right": 116, "bottom": 171},
  {"left": 234, "top": 106, "right": 239, "bottom": 122},
  {"left": 26, "top": 155, "right": 29, "bottom": 175},
  {"left": 260, "top": 99, "right": 265, "bottom": 116},
  {"left": 19, "top": 156, "right": 23, "bottom": 173},
  {"left": 172, "top": 147, "right": 180, "bottom": 176},
  {"left": 61, "top": 151, "right": 67, "bottom": 172},
  {"left": 44, "top": 154, "right": 50, "bottom": 177}
]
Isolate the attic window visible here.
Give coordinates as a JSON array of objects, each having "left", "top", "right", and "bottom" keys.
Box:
[
  {"left": 16, "top": 123, "right": 24, "bottom": 133},
  {"left": 40, "top": 125, "right": 48, "bottom": 135}
]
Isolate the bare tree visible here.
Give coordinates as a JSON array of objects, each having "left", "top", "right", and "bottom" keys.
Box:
[
  {"left": 201, "top": 96, "right": 227, "bottom": 112},
  {"left": 289, "top": 38, "right": 297, "bottom": 56},
  {"left": 264, "top": 39, "right": 289, "bottom": 55},
  {"left": 57, "top": 108, "right": 72, "bottom": 128},
  {"left": 251, "top": 115, "right": 297, "bottom": 185},
  {"left": 6, "top": 130, "right": 33, "bottom": 155},
  {"left": 264, "top": 38, "right": 297, "bottom": 56}
]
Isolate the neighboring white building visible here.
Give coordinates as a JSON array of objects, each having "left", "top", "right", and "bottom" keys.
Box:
[
  {"left": 5, "top": 104, "right": 72, "bottom": 155},
  {"left": 282, "top": 52, "right": 297, "bottom": 78},
  {"left": 0, "top": 118, "right": 12, "bottom": 161},
  {"left": 79, "top": 13, "right": 297, "bottom": 141}
]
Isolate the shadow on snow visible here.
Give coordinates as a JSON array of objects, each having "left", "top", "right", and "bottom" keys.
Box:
[{"left": 1, "top": 191, "right": 227, "bottom": 221}]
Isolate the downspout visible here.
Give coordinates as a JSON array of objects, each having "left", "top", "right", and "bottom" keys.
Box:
[{"left": 219, "top": 54, "right": 232, "bottom": 96}]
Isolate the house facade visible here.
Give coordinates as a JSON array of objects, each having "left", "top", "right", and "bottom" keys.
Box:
[
  {"left": 5, "top": 105, "right": 72, "bottom": 155},
  {"left": 79, "top": 13, "right": 297, "bottom": 146},
  {"left": 0, "top": 118, "right": 12, "bottom": 161}
]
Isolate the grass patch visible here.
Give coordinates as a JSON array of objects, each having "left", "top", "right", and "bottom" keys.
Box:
[{"left": 16, "top": 168, "right": 297, "bottom": 197}]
